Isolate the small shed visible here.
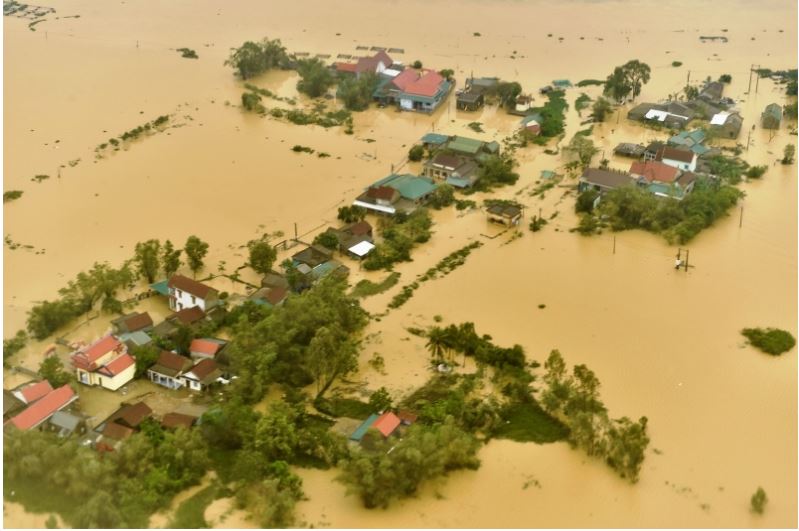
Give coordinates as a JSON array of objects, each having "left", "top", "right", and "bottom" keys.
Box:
[
  {"left": 350, "top": 413, "right": 380, "bottom": 442},
  {"left": 614, "top": 143, "right": 646, "bottom": 158},
  {"left": 762, "top": 103, "right": 782, "bottom": 130},
  {"left": 486, "top": 203, "right": 523, "bottom": 226}
]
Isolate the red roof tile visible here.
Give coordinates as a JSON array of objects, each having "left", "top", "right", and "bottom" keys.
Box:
[
  {"left": 630, "top": 160, "right": 680, "bottom": 183},
  {"left": 346, "top": 221, "right": 372, "bottom": 236},
  {"left": 190, "top": 339, "right": 221, "bottom": 357},
  {"left": 168, "top": 274, "right": 215, "bottom": 299},
  {"left": 75, "top": 336, "right": 122, "bottom": 366},
  {"left": 372, "top": 412, "right": 401, "bottom": 437},
  {"left": 335, "top": 62, "right": 358, "bottom": 73},
  {"left": 97, "top": 353, "right": 135, "bottom": 377},
  {"left": 405, "top": 70, "right": 446, "bottom": 98},
  {"left": 9, "top": 385, "right": 76, "bottom": 431},
  {"left": 18, "top": 381, "right": 53, "bottom": 404},
  {"left": 391, "top": 68, "right": 419, "bottom": 92},
  {"left": 263, "top": 287, "right": 288, "bottom": 306}
]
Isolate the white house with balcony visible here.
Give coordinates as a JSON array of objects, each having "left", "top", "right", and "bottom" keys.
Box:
[{"left": 70, "top": 335, "right": 135, "bottom": 391}]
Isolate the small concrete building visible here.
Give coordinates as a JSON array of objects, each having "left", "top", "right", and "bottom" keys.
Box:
[{"left": 762, "top": 103, "right": 782, "bottom": 130}]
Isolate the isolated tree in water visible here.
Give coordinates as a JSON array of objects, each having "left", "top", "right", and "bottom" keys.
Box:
[
  {"left": 248, "top": 239, "right": 277, "bottom": 275},
  {"left": 133, "top": 239, "right": 161, "bottom": 283},
  {"left": 184, "top": 235, "right": 209, "bottom": 277},
  {"left": 161, "top": 239, "right": 182, "bottom": 278},
  {"left": 296, "top": 58, "right": 335, "bottom": 98}
]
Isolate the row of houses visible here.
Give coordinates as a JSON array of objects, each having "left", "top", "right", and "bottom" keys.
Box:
[{"left": 579, "top": 157, "right": 699, "bottom": 201}]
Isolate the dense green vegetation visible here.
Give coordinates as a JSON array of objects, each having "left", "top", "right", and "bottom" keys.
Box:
[
  {"left": 576, "top": 79, "right": 604, "bottom": 87},
  {"left": 427, "top": 183, "right": 456, "bottom": 208},
  {"left": 575, "top": 93, "right": 592, "bottom": 112},
  {"left": 296, "top": 58, "right": 335, "bottom": 98},
  {"left": 38, "top": 356, "right": 73, "bottom": 388},
  {"left": 750, "top": 487, "right": 768, "bottom": 514},
  {"left": 408, "top": 144, "right": 425, "bottom": 161},
  {"left": 591, "top": 96, "right": 613, "bottom": 122},
  {"left": 577, "top": 178, "right": 744, "bottom": 244},
  {"left": 475, "top": 154, "right": 520, "bottom": 190},
  {"left": 168, "top": 483, "right": 222, "bottom": 528},
  {"left": 362, "top": 209, "right": 433, "bottom": 271},
  {"left": 337, "top": 72, "right": 379, "bottom": 111},
  {"left": 225, "top": 38, "right": 289, "bottom": 79},
  {"left": 247, "top": 239, "right": 278, "bottom": 275},
  {"left": 541, "top": 350, "right": 650, "bottom": 482},
  {"left": 5, "top": 427, "right": 209, "bottom": 527},
  {"left": 350, "top": 272, "right": 401, "bottom": 298},
  {"left": 337, "top": 205, "right": 367, "bottom": 223},
  {"left": 184, "top": 235, "right": 209, "bottom": 277},
  {"left": 529, "top": 89, "right": 568, "bottom": 137},
  {"left": 741, "top": 327, "right": 796, "bottom": 355},
  {"left": 176, "top": 48, "right": 198, "bottom": 59},
  {"left": 783, "top": 144, "right": 795, "bottom": 165},
  {"left": 3, "top": 330, "right": 27, "bottom": 363}
]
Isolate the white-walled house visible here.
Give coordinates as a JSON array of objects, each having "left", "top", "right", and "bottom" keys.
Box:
[
  {"left": 182, "top": 359, "right": 222, "bottom": 392},
  {"left": 167, "top": 274, "right": 219, "bottom": 312},
  {"left": 70, "top": 336, "right": 135, "bottom": 391},
  {"left": 147, "top": 350, "right": 194, "bottom": 390},
  {"left": 655, "top": 145, "right": 697, "bottom": 172}
]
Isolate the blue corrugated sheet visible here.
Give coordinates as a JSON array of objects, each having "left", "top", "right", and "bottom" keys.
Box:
[{"left": 350, "top": 413, "right": 380, "bottom": 441}]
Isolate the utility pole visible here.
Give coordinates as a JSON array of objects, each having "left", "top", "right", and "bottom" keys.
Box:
[
  {"left": 686, "top": 69, "right": 691, "bottom": 90},
  {"left": 755, "top": 65, "right": 760, "bottom": 93},
  {"left": 748, "top": 64, "right": 753, "bottom": 94},
  {"left": 613, "top": 235, "right": 616, "bottom": 254},
  {"left": 739, "top": 205, "right": 744, "bottom": 228},
  {"left": 294, "top": 222, "right": 298, "bottom": 241},
  {"left": 684, "top": 249, "right": 690, "bottom": 272},
  {"left": 746, "top": 129, "right": 752, "bottom": 151}
]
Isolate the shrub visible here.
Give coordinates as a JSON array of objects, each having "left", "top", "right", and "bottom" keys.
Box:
[
  {"left": 3, "top": 190, "right": 23, "bottom": 202},
  {"left": 408, "top": 144, "right": 424, "bottom": 162},
  {"left": 741, "top": 327, "right": 796, "bottom": 355},
  {"left": 745, "top": 165, "right": 767, "bottom": 179},
  {"left": 750, "top": 487, "right": 767, "bottom": 514},
  {"left": 671, "top": 61, "right": 683, "bottom": 67},
  {"left": 412, "top": 60, "right": 423, "bottom": 69},
  {"left": 719, "top": 74, "right": 732, "bottom": 83}
]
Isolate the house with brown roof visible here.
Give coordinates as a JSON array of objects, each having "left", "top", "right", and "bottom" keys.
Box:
[
  {"left": 485, "top": 202, "right": 523, "bottom": 227},
  {"left": 578, "top": 168, "right": 636, "bottom": 193},
  {"left": 111, "top": 312, "right": 154, "bottom": 335},
  {"left": 147, "top": 350, "right": 194, "bottom": 390},
  {"left": 250, "top": 286, "right": 289, "bottom": 308},
  {"left": 70, "top": 335, "right": 136, "bottom": 391},
  {"left": 292, "top": 245, "right": 335, "bottom": 269},
  {"left": 629, "top": 160, "right": 680, "bottom": 184},
  {"left": 94, "top": 401, "right": 153, "bottom": 449},
  {"left": 161, "top": 412, "right": 197, "bottom": 430},
  {"left": 334, "top": 50, "right": 393, "bottom": 78},
  {"left": 167, "top": 274, "right": 219, "bottom": 312},
  {"left": 182, "top": 359, "right": 222, "bottom": 392},
  {"left": 422, "top": 153, "right": 480, "bottom": 188},
  {"left": 655, "top": 145, "right": 697, "bottom": 172}
]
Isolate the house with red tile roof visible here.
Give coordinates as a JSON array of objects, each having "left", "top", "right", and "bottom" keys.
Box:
[
  {"left": 167, "top": 274, "right": 219, "bottom": 312},
  {"left": 12, "top": 380, "right": 53, "bottom": 404},
  {"left": 655, "top": 145, "right": 697, "bottom": 172},
  {"left": 6, "top": 385, "right": 78, "bottom": 431},
  {"left": 375, "top": 68, "right": 453, "bottom": 113},
  {"left": 70, "top": 335, "right": 136, "bottom": 391},
  {"left": 189, "top": 338, "right": 225, "bottom": 360},
  {"left": 372, "top": 411, "right": 401, "bottom": 438},
  {"left": 629, "top": 160, "right": 680, "bottom": 184},
  {"left": 335, "top": 50, "right": 393, "bottom": 77}
]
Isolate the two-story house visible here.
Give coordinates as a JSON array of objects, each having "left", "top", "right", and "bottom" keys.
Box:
[
  {"left": 70, "top": 335, "right": 135, "bottom": 391},
  {"left": 167, "top": 274, "right": 219, "bottom": 312}
]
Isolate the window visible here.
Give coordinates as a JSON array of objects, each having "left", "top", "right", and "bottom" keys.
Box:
[{"left": 191, "top": 295, "right": 196, "bottom": 304}]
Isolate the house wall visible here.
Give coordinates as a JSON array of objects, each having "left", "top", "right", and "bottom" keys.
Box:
[
  {"left": 661, "top": 157, "right": 697, "bottom": 172},
  {"left": 78, "top": 363, "right": 135, "bottom": 391},
  {"left": 169, "top": 287, "right": 207, "bottom": 311},
  {"left": 148, "top": 370, "right": 186, "bottom": 390}
]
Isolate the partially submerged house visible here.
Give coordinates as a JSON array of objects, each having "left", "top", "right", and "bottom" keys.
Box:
[
  {"left": 5, "top": 385, "right": 78, "bottom": 432},
  {"left": 485, "top": 202, "right": 523, "bottom": 226},
  {"left": 375, "top": 68, "right": 453, "bottom": 113},
  {"left": 422, "top": 153, "right": 480, "bottom": 188},
  {"left": 166, "top": 275, "right": 219, "bottom": 312},
  {"left": 709, "top": 111, "right": 743, "bottom": 139},
  {"left": 354, "top": 173, "right": 438, "bottom": 215},
  {"left": 762, "top": 103, "right": 782, "bottom": 129},
  {"left": 578, "top": 168, "right": 636, "bottom": 193},
  {"left": 456, "top": 77, "right": 499, "bottom": 111},
  {"left": 698, "top": 81, "right": 724, "bottom": 104},
  {"left": 630, "top": 160, "right": 697, "bottom": 199},
  {"left": 96, "top": 402, "right": 153, "bottom": 449},
  {"left": 319, "top": 220, "right": 375, "bottom": 259},
  {"left": 147, "top": 350, "right": 194, "bottom": 390},
  {"left": 628, "top": 102, "right": 695, "bottom": 129},
  {"left": 613, "top": 143, "right": 646, "bottom": 158},
  {"left": 189, "top": 338, "right": 227, "bottom": 361},
  {"left": 519, "top": 114, "right": 543, "bottom": 137},
  {"left": 292, "top": 245, "right": 334, "bottom": 269},
  {"left": 71, "top": 335, "right": 136, "bottom": 391},
  {"left": 334, "top": 50, "right": 393, "bottom": 78},
  {"left": 654, "top": 145, "right": 697, "bottom": 172},
  {"left": 349, "top": 411, "right": 401, "bottom": 443},
  {"left": 667, "top": 129, "right": 709, "bottom": 156},
  {"left": 111, "top": 312, "right": 153, "bottom": 335}
]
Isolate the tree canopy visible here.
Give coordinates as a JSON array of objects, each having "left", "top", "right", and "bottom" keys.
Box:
[
  {"left": 296, "top": 58, "right": 335, "bottom": 98},
  {"left": 603, "top": 60, "right": 651, "bottom": 103},
  {"left": 225, "top": 38, "right": 289, "bottom": 79}
]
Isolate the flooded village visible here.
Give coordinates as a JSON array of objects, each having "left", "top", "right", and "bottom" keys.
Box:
[{"left": 3, "top": 0, "right": 798, "bottom": 528}]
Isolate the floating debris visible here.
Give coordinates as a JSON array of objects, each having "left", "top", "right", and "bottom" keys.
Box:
[{"left": 387, "top": 47, "right": 405, "bottom": 54}]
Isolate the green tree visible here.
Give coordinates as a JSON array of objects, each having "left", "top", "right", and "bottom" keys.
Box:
[
  {"left": 426, "top": 326, "right": 449, "bottom": 364},
  {"left": 225, "top": 38, "right": 288, "bottom": 79},
  {"left": 750, "top": 487, "right": 768, "bottom": 514},
  {"left": 427, "top": 183, "right": 455, "bottom": 209},
  {"left": 368, "top": 387, "right": 393, "bottom": 412},
  {"left": 38, "top": 356, "right": 73, "bottom": 388},
  {"left": 477, "top": 155, "right": 519, "bottom": 189},
  {"left": 313, "top": 231, "right": 339, "bottom": 251},
  {"left": 603, "top": 66, "right": 631, "bottom": 103},
  {"left": 131, "top": 344, "right": 161, "bottom": 378},
  {"left": 4, "top": 330, "right": 28, "bottom": 362},
  {"left": 496, "top": 81, "right": 522, "bottom": 109},
  {"left": 74, "top": 491, "right": 125, "bottom": 528},
  {"left": 622, "top": 60, "right": 651, "bottom": 101},
  {"left": 408, "top": 144, "right": 425, "bottom": 162},
  {"left": 604, "top": 416, "right": 649, "bottom": 482},
  {"left": 412, "top": 60, "right": 423, "bottom": 69},
  {"left": 337, "top": 205, "right": 367, "bottom": 223},
  {"left": 306, "top": 326, "right": 358, "bottom": 397},
  {"left": 241, "top": 91, "right": 264, "bottom": 112},
  {"left": 184, "top": 235, "right": 209, "bottom": 277},
  {"left": 59, "top": 262, "right": 135, "bottom": 316},
  {"left": 248, "top": 239, "right": 278, "bottom": 275},
  {"left": 338, "top": 72, "right": 379, "bottom": 111},
  {"left": 719, "top": 74, "right": 732, "bottom": 83},
  {"left": 591, "top": 97, "right": 613, "bottom": 122},
  {"left": 253, "top": 402, "right": 300, "bottom": 461},
  {"left": 27, "top": 300, "right": 79, "bottom": 340},
  {"left": 440, "top": 68, "right": 455, "bottom": 81},
  {"left": 133, "top": 239, "right": 161, "bottom": 283},
  {"left": 684, "top": 85, "right": 699, "bottom": 99},
  {"left": 161, "top": 240, "right": 182, "bottom": 278},
  {"left": 566, "top": 135, "right": 599, "bottom": 168},
  {"left": 296, "top": 58, "right": 335, "bottom": 98},
  {"left": 575, "top": 189, "right": 599, "bottom": 213},
  {"left": 783, "top": 144, "right": 795, "bottom": 164}
]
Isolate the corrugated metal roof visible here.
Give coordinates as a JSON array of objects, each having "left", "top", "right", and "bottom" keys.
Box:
[
  {"left": 447, "top": 136, "right": 484, "bottom": 155},
  {"left": 420, "top": 133, "right": 449, "bottom": 145},
  {"left": 350, "top": 413, "right": 380, "bottom": 441}
]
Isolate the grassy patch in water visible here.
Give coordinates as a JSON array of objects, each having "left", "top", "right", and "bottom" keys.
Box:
[
  {"left": 742, "top": 327, "right": 796, "bottom": 355},
  {"left": 351, "top": 272, "right": 401, "bottom": 298},
  {"left": 492, "top": 402, "right": 569, "bottom": 443}
]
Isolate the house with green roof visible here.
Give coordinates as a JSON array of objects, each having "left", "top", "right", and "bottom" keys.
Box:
[
  {"left": 353, "top": 173, "right": 438, "bottom": 215},
  {"left": 667, "top": 129, "right": 710, "bottom": 156}
]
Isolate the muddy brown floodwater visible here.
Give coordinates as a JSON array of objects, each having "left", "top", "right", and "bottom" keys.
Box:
[{"left": 4, "top": 0, "right": 796, "bottom": 528}]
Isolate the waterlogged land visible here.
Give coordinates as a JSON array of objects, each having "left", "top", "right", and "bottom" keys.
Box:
[{"left": 4, "top": 0, "right": 797, "bottom": 528}]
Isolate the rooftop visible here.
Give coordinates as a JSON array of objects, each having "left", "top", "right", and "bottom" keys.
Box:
[
  {"left": 9, "top": 385, "right": 77, "bottom": 431},
  {"left": 168, "top": 274, "right": 216, "bottom": 299},
  {"left": 372, "top": 173, "right": 438, "bottom": 201},
  {"left": 630, "top": 160, "right": 680, "bottom": 183}
]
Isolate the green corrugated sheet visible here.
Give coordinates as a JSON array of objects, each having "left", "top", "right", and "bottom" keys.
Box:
[
  {"left": 447, "top": 136, "right": 484, "bottom": 155},
  {"left": 421, "top": 133, "right": 449, "bottom": 145},
  {"left": 373, "top": 173, "right": 437, "bottom": 200},
  {"left": 150, "top": 280, "right": 169, "bottom": 296},
  {"left": 350, "top": 413, "right": 380, "bottom": 441}
]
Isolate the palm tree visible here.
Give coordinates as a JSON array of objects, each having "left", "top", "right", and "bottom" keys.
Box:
[{"left": 426, "top": 327, "right": 447, "bottom": 365}]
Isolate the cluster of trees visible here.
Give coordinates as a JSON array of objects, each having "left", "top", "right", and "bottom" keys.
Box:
[
  {"left": 425, "top": 322, "right": 526, "bottom": 370},
  {"left": 225, "top": 38, "right": 290, "bottom": 79},
  {"left": 603, "top": 60, "right": 652, "bottom": 103},
  {"left": 296, "top": 58, "right": 335, "bottom": 98},
  {"left": 408, "top": 144, "right": 425, "bottom": 162},
  {"left": 132, "top": 239, "right": 183, "bottom": 283},
  {"left": 576, "top": 178, "right": 744, "bottom": 244},
  {"left": 475, "top": 154, "right": 520, "bottom": 190},
  {"left": 338, "top": 72, "right": 380, "bottom": 111},
  {"left": 247, "top": 238, "right": 277, "bottom": 275},
  {"left": 783, "top": 144, "right": 795, "bottom": 165},
  {"left": 741, "top": 327, "right": 796, "bottom": 356},
  {"left": 38, "top": 355, "right": 73, "bottom": 387},
  {"left": 5, "top": 427, "right": 209, "bottom": 527},
  {"left": 223, "top": 276, "right": 368, "bottom": 400},
  {"left": 337, "top": 205, "right": 367, "bottom": 223},
  {"left": 337, "top": 418, "right": 480, "bottom": 508},
  {"left": 362, "top": 209, "right": 433, "bottom": 270},
  {"left": 565, "top": 134, "right": 599, "bottom": 169},
  {"left": 427, "top": 183, "right": 456, "bottom": 209},
  {"left": 591, "top": 96, "right": 613, "bottom": 122},
  {"left": 3, "top": 329, "right": 28, "bottom": 363},
  {"left": 541, "top": 350, "right": 650, "bottom": 482},
  {"left": 532, "top": 90, "right": 568, "bottom": 137}
]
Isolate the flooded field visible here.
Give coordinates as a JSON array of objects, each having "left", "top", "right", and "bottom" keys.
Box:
[{"left": 4, "top": 0, "right": 797, "bottom": 528}]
